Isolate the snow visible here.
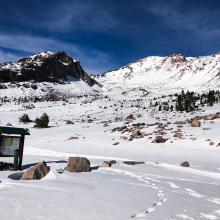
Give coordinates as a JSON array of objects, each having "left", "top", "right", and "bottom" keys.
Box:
[
  {"left": 0, "top": 53, "right": 220, "bottom": 219},
  {"left": 0, "top": 86, "right": 220, "bottom": 220},
  {"left": 98, "top": 54, "right": 220, "bottom": 92}
]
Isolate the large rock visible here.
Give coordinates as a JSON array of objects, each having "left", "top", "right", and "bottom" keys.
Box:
[
  {"left": 66, "top": 157, "right": 90, "bottom": 172},
  {"left": 21, "top": 161, "right": 50, "bottom": 180}
]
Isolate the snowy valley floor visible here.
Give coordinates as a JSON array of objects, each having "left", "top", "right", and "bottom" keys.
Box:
[{"left": 0, "top": 97, "right": 220, "bottom": 220}]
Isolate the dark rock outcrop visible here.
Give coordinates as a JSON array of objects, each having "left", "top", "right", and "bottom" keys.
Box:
[
  {"left": 171, "top": 54, "right": 186, "bottom": 63},
  {"left": 0, "top": 51, "right": 98, "bottom": 86}
]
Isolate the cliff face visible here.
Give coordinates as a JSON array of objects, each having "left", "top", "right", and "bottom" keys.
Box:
[{"left": 0, "top": 51, "right": 98, "bottom": 86}]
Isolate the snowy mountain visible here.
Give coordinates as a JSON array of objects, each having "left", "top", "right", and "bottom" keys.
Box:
[
  {"left": 0, "top": 51, "right": 98, "bottom": 86},
  {"left": 0, "top": 52, "right": 220, "bottom": 220},
  {"left": 0, "top": 52, "right": 101, "bottom": 101},
  {"left": 97, "top": 53, "right": 220, "bottom": 91}
]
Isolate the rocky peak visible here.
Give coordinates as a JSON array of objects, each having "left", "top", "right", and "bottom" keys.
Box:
[
  {"left": 170, "top": 54, "right": 187, "bottom": 63},
  {"left": 0, "top": 51, "right": 98, "bottom": 86}
]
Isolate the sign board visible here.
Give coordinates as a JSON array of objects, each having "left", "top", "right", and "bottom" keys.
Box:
[{"left": 0, "top": 136, "right": 20, "bottom": 156}]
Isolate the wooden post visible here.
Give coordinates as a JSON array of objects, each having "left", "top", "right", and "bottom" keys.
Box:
[
  {"left": 18, "top": 135, "right": 25, "bottom": 170},
  {"left": 13, "top": 149, "right": 20, "bottom": 171}
]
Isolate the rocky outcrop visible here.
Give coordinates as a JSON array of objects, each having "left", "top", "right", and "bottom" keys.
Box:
[
  {"left": 21, "top": 161, "right": 50, "bottom": 180},
  {"left": 0, "top": 51, "right": 98, "bottom": 86},
  {"left": 170, "top": 54, "right": 187, "bottom": 63}
]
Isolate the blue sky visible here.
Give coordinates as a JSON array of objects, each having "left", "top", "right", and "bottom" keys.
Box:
[{"left": 0, "top": 0, "right": 219, "bottom": 73}]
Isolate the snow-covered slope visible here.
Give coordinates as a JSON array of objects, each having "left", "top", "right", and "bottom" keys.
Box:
[
  {"left": 0, "top": 53, "right": 220, "bottom": 219},
  {"left": 97, "top": 54, "right": 220, "bottom": 91}
]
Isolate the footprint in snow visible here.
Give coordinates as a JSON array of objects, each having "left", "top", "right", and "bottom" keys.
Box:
[
  {"left": 131, "top": 189, "right": 167, "bottom": 218},
  {"left": 200, "top": 213, "right": 219, "bottom": 220},
  {"left": 184, "top": 188, "right": 204, "bottom": 198},
  {"left": 165, "top": 181, "right": 180, "bottom": 189}
]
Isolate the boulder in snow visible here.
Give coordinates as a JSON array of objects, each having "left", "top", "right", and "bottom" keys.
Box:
[
  {"left": 99, "top": 160, "right": 116, "bottom": 168},
  {"left": 66, "top": 157, "right": 90, "bottom": 172},
  {"left": 174, "top": 132, "right": 183, "bottom": 139},
  {"left": 123, "top": 161, "right": 145, "bottom": 165},
  {"left": 152, "top": 135, "right": 167, "bottom": 143},
  {"left": 180, "top": 161, "right": 190, "bottom": 167},
  {"left": 191, "top": 119, "right": 201, "bottom": 127},
  {"left": 21, "top": 161, "right": 50, "bottom": 180}
]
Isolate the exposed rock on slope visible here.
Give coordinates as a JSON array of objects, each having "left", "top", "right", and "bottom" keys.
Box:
[{"left": 0, "top": 51, "right": 98, "bottom": 86}]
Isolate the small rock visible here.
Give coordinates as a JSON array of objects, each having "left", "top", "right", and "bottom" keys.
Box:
[
  {"left": 30, "top": 84, "right": 38, "bottom": 90},
  {"left": 99, "top": 160, "right": 116, "bottom": 168},
  {"left": 0, "top": 162, "right": 14, "bottom": 171},
  {"left": 209, "top": 141, "right": 215, "bottom": 146},
  {"left": 21, "top": 161, "right": 50, "bottom": 180},
  {"left": 120, "top": 136, "right": 128, "bottom": 141},
  {"left": 152, "top": 135, "right": 167, "bottom": 143},
  {"left": 123, "top": 161, "right": 145, "bottom": 165},
  {"left": 66, "top": 120, "right": 74, "bottom": 125},
  {"left": 157, "top": 124, "right": 167, "bottom": 129},
  {"left": 113, "top": 142, "right": 119, "bottom": 145},
  {"left": 191, "top": 119, "right": 201, "bottom": 127},
  {"left": 131, "top": 129, "right": 143, "bottom": 139},
  {"left": 180, "top": 161, "right": 190, "bottom": 167},
  {"left": 174, "top": 121, "right": 187, "bottom": 125},
  {"left": 88, "top": 119, "right": 93, "bottom": 123},
  {"left": 125, "top": 114, "right": 135, "bottom": 121},
  {"left": 173, "top": 132, "right": 183, "bottom": 139},
  {"left": 132, "top": 123, "right": 145, "bottom": 128},
  {"left": 66, "top": 136, "right": 79, "bottom": 140},
  {"left": 112, "top": 126, "right": 127, "bottom": 132}
]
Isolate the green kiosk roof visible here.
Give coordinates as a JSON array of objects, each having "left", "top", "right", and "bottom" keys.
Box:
[{"left": 0, "top": 126, "right": 30, "bottom": 135}]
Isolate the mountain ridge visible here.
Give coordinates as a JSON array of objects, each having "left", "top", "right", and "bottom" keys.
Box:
[
  {"left": 97, "top": 53, "right": 220, "bottom": 91},
  {"left": 0, "top": 51, "right": 98, "bottom": 86}
]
